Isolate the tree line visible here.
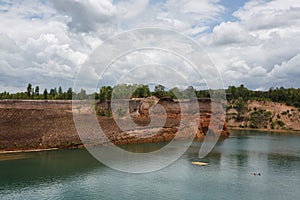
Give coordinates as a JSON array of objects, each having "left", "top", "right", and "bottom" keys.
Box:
[
  {"left": 0, "top": 84, "right": 73, "bottom": 100},
  {"left": 0, "top": 83, "right": 299, "bottom": 108},
  {"left": 226, "top": 84, "right": 300, "bottom": 108}
]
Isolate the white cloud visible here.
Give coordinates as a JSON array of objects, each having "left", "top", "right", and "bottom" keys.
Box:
[
  {"left": 0, "top": 0, "right": 90, "bottom": 91},
  {"left": 0, "top": 0, "right": 226, "bottom": 92},
  {"left": 0, "top": 0, "right": 299, "bottom": 92},
  {"left": 269, "top": 54, "right": 300, "bottom": 78},
  {"left": 210, "top": 22, "right": 256, "bottom": 45},
  {"left": 115, "top": 0, "right": 224, "bottom": 35},
  {"left": 50, "top": 0, "right": 117, "bottom": 33},
  {"left": 200, "top": 0, "right": 300, "bottom": 89},
  {"left": 233, "top": 0, "right": 300, "bottom": 31}
]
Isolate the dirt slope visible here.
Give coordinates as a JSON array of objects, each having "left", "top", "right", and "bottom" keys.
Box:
[{"left": 0, "top": 99, "right": 229, "bottom": 151}]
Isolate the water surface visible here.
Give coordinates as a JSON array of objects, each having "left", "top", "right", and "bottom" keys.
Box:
[{"left": 0, "top": 130, "right": 299, "bottom": 200}]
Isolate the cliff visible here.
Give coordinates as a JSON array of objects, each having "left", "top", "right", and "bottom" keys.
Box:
[
  {"left": 0, "top": 99, "right": 229, "bottom": 151},
  {"left": 226, "top": 100, "right": 300, "bottom": 131}
]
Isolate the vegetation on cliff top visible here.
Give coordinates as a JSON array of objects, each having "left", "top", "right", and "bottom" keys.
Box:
[{"left": 1, "top": 84, "right": 300, "bottom": 109}]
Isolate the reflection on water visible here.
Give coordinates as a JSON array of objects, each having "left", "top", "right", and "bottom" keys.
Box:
[
  {"left": 0, "top": 130, "right": 300, "bottom": 200},
  {"left": 0, "top": 153, "right": 34, "bottom": 161},
  {"left": 0, "top": 149, "right": 101, "bottom": 187}
]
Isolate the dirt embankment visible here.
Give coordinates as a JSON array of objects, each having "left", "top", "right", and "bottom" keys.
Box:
[
  {"left": 226, "top": 100, "right": 300, "bottom": 131},
  {"left": 0, "top": 98, "right": 229, "bottom": 151}
]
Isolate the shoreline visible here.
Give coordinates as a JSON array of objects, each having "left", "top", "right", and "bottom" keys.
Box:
[
  {"left": 0, "top": 148, "right": 60, "bottom": 155},
  {"left": 1, "top": 129, "right": 299, "bottom": 155},
  {"left": 229, "top": 127, "right": 300, "bottom": 134}
]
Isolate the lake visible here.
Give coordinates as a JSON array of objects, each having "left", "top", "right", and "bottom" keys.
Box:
[{"left": 0, "top": 130, "right": 300, "bottom": 200}]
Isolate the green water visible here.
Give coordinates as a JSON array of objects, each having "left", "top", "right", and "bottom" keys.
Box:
[{"left": 0, "top": 130, "right": 300, "bottom": 200}]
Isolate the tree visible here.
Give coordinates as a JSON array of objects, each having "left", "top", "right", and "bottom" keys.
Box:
[
  {"left": 99, "top": 86, "right": 113, "bottom": 100},
  {"left": 183, "top": 86, "right": 195, "bottom": 99},
  {"left": 154, "top": 84, "right": 166, "bottom": 97},
  {"left": 132, "top": 85, "right": 151, "bottom": 98},
  {"left": 0, "top": 91, "right": 10, "bottom": 99},
  {"left": 49, "top": 89, "right": 56, "bottom": 98},
  {"left": 43, "top": 89, "right": 48, "bottom": 99},
  {"left": 235, "top": 97, "right": 246, "bottom": 121},
  {"left": 35, "top": 86, "right": 39, "bottom": 96},
  {"left": 56, "top": 86, "right": 63, "bottom": 99},
  {"left": 112, "top": 84, "right": 131, "bottom": 99},
  {"left": 78, "top": 89, "right": 87, "bottom": 99},
  {"left": 27, "top": 83, "right": 32, "bottom": 97},
  {"left": 58, "top": 86, "right": 63, "bottom": 95},
  {"left": 67, "top": 88, "right": 73, "bottom": 100},
  {"left": 170, "top": 87, "right": 182, "bottom": 99}
]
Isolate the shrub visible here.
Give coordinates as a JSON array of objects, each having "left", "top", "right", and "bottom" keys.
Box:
[
  {"left": 277, "top": 120, "right": 285, "bottom": 127},
  {"left": 226, "top": 105, "right": 232, "bottom": 111},
  {"left": 98, "top": 110, "right": 111, "bottom": 117},
  {"left": 249, "top": 109, "right": 272, "bottom": 129},
  {"left": 271, "top": 122, "right": 275, "bottom": 129},
  {"left": 277, "top": 114, "right": 281, "bottom": 119}
]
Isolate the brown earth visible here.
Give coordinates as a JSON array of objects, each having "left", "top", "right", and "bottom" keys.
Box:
[
  {"left": 226, "top": 100, "right": 300, "bottom": 131},
  {"left": 0, "top": 98, "right": 229, "bottom": 151}
]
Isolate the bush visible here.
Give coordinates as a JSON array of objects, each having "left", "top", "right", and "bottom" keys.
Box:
[
  {"left": 277, "top": 120, "right": 285, "bottom": 127},
  {"left": 98, "top": 110, "right": 111, "bottom": 117},
  {"left": 249, "top": 109, "right": 272, "bottom": 129},
  {"left": 271, "top": 122, "right": 275, "bottom": 129},
  {"left": 226, "top": 105, "right": 232, "bottom": 111},
  {"left": 277, "top": 114, "right": 281, "bottom": 119}
]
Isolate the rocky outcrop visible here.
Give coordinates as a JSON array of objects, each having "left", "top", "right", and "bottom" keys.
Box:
[{"left": 0, "top": 99, "right": 229, "bottom": 151}]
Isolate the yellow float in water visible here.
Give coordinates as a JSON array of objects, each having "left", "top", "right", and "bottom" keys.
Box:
[{"left": 192, "top": 161, "right": 208, "bottom": 166}]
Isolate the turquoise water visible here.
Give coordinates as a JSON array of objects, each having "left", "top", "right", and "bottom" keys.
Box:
[{"left": 0, "top": 130, "right": 300, "bottom": 200}]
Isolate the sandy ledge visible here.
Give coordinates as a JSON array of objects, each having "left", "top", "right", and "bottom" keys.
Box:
[{"left": 0, "top": 148, "right": 60, "bottom": 154}]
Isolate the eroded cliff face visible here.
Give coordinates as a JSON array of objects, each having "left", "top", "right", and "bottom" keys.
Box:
[{"left": 0, "top": 99, "right": 229, "bottom": 151}]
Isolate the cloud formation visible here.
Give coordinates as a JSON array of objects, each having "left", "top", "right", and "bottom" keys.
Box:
[
  {"left": 0, "top": 0, "right": 299, "bottom": 92},
  {"left": 200, "top": 0, "right": 300, "bottom": 89}
]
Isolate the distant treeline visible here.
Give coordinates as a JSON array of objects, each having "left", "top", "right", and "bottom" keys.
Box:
[
  {"left": 226, "top": 85, "right": 300, "bottom": 108},
  {"left": 0, "top": 83, "right": 300, "bottom": 107},
  {"left": 0, "top": 84, "right": 74, "bottom": 100}
]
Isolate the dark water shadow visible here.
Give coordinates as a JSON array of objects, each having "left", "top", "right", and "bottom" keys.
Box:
[{"left": 0, "top": 149, "right": 102, "bottom": 188}]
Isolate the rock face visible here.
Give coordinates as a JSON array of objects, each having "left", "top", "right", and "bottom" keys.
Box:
[{"left": 0, "top": 99, "right": 229, "bottom": 151}]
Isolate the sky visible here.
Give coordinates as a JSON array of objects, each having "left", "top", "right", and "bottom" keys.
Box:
[{"left": 0, "top": 0, "right": 300, "bottom": 92}]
